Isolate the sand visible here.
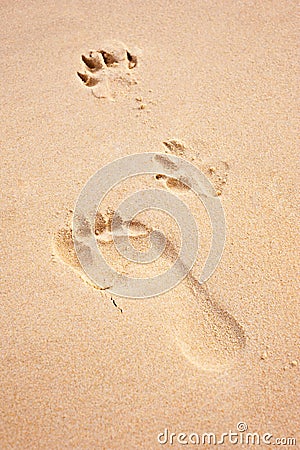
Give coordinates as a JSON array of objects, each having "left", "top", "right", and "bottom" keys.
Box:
[{"left": 1, "top": 0, "right": 299, "bottom": 448}]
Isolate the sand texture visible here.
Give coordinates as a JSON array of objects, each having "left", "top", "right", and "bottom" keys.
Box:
[{"left": 1, "top": 0, "right": 299, "bottom": 448}]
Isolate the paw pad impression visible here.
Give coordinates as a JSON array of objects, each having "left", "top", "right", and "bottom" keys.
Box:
[{"left": 77, "top": 40, "right": 139, "bottom": 100}]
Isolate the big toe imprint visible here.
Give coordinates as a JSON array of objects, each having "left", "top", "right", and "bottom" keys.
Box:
[{"left": 53, "top": 208, "right": 245, "bottom": 371}]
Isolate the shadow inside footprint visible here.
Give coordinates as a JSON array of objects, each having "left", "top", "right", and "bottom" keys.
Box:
[{"left": 155, "top": 174, "right": 191, "bottom": 192}]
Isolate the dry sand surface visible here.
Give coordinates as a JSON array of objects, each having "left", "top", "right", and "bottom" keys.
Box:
[{"left": 1, "top": 0, "right": 299, "bottom": 448}]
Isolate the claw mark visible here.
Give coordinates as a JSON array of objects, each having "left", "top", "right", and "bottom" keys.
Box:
[
  {"left": 126, "top": 50, "right": 138, "bottom": 68},
  {"left": 81, "top": 53, "right": 103, "bottom": 71},
  {"left": 77, "top": 72, "right": 99, "bottom": 87},
  {"left": 77, "top": 40, "right": 139, "bottom": 100},
  {"left": 77, "top": 71, "right": 89, "bottom": 83},
  {"left": 111, "top": 297, "right": 123, "bottom": 313}
]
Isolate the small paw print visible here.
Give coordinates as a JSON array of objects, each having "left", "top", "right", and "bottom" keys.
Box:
[{"left": 77, "top": 40, "right": 139, "bottom": 100}]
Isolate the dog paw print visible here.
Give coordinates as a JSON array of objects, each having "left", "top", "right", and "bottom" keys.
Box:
[
  {"left": 77, "top": 40, "right": 139, "bottom": 100},
  {"left": 160, "top": 139, "right": 230, "bottom": 196}
]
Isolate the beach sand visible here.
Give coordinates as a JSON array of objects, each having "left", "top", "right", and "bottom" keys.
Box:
[{"left": 1, "top": 0, "right": 299, "bottom": 448}]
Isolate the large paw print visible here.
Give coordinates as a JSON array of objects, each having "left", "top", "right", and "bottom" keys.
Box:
[{"left": 77, "top": 40, "right": 139, "bottom": 100}]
